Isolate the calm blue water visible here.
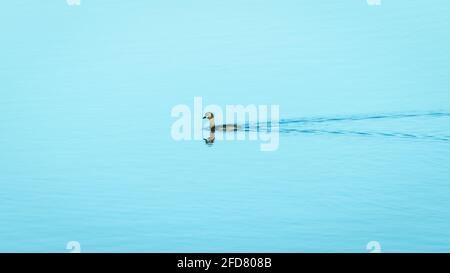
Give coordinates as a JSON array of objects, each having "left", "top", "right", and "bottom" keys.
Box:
[{"left": 1, "top": 1, "right": 450, "bottom": 252}]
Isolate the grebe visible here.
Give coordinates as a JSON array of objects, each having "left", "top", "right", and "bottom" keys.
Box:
[{"left": 203, "top": 112, "right": 241, "bottom": 131}]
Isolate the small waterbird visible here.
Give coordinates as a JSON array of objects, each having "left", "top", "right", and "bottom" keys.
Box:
[{"left": 202, "top": 112, "right": 241, "bottom": 132}]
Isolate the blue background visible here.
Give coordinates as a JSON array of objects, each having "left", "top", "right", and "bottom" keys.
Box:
[{"left": 1, "top": 0, "right": 449, "bottom": 252}]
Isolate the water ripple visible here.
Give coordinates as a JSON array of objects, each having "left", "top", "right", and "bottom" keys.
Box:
[{"left": 243, "top": 111, "right": 450, "bottom": 143}]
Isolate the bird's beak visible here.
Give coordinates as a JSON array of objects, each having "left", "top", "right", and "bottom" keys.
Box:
[{"left": 202, "top": 116, "right": 206, "bottom": 119}]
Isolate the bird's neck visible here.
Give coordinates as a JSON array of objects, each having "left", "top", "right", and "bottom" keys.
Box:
[{"left": 209, "top": 118, "right": 215, "bottom": 130}]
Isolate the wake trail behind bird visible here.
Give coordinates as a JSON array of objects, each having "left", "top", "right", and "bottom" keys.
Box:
[{"left": 242, "top": 110, "right": 450, "bottom": 143}]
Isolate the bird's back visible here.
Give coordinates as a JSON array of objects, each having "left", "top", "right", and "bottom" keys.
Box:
[{"left": 217, "top": 124, "right": 241, "bottom": 131}]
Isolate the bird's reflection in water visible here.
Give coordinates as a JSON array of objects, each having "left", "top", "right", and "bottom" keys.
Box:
[
  {"left": 203, "top": 130, "right": 215, "bottom": 146},
  {"left": 202, "top": 129, "right": 245, "bottom": 147}
]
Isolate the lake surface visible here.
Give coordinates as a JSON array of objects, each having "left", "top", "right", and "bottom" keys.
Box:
[{"left": 1, "top": 1, "right": 450, "bottom": 252}]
